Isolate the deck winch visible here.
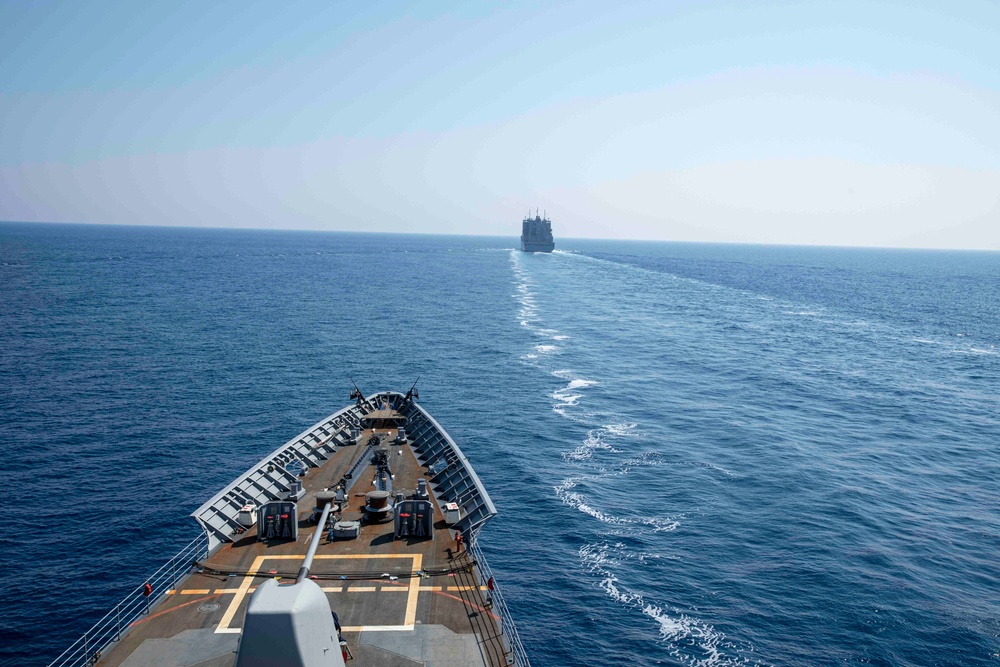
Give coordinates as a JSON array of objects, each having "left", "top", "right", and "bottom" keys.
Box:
[{"left": 363, "top": 490, "right": 393, "bottom": 523}]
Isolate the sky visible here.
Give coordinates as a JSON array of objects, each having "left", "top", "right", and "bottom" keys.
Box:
[{"left": 1, "top": 0, "right": 999, "bottom": 249}]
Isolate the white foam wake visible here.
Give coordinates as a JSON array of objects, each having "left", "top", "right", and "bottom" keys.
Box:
[
  {"left": 580, "top": 543, "right": 750, "bottom": 666},
  {"left": 552, "top": 377, "right": 597, "bottom": 412},
  {"left": 562, "top": 423, "right": 630, "bottom": 461},
  {"left": 554, "top": 476, "right": 680, "bottom": 532}
]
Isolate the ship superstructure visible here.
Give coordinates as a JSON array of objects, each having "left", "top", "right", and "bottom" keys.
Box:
[
  {"left": 47, "top": 388, "right": 530, "bottom": 667},
  {"left": 520, "top": 210, "right": 555, "bottom": 252}
]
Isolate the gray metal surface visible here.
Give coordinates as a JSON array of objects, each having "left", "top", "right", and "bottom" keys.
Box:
[
  {"left": 190, "top": 402, "right": 368, "bottom": 551},
  {"left": 407, "top": 402, "right": 498, "bottom": 538},
  {"left": 360, "top": 625, "right": 485, "bottom": 667},
  {"left": 520, "top": 213, "right": 555, "bottom": 252},
  {"left": 297, "top": 502, "right": 333, "bottom": 582},
  {"left": 119, "top": 630, "right": 237, "bottom": 667}
]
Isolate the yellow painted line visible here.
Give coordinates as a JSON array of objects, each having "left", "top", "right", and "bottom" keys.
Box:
[
  {"left": 217, "top": 554, "right": 265, "bottom": 633},
  {"left": 405, "top": 554, "right": 421, "bottom": 627},
  {"left": 419, "top": 586, "right": 442, "bottom": 591},
  {"left": 180, "top": 589, "right": 211, "bottom": 595},
  {"left": 216, "top": 553, "right": 421, "bottom": 634},
  {"left": 320, "top": 586, "right": 344, "bottom": 593},
  {"left": 380, "top": 587, "right": 408, "bottom": 592},
  {"left": 446, "top": 586, "right": 487, "bottom": 592},
  {"left": 214, "top": 589, "right": 239, "bottom": 594},
  {"left": 348, "top": 586, "right": 376, "bottom": 592}
]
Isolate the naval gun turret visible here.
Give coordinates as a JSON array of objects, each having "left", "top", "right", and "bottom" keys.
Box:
[{"left": 235, "top": 494, "right": 347, "bottom": 667}]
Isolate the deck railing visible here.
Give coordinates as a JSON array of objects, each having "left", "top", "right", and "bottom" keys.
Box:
[
  {"left": 470, "top": 541, "right": 532, "bottom": 667},
  {"left": 46, "top": 532, "right": 209, "bottom": 667}
]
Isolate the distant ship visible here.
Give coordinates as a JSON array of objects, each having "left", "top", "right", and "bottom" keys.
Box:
[{"left": 520, "top": 209, "right": 555, "bottom": 252}]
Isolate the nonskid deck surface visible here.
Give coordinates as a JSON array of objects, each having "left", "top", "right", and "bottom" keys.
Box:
[{"left": 98, "top": 428, "right": 508, "bottom": 667}]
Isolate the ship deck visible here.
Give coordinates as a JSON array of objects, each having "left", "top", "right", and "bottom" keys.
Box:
[{"left": 96, "top": 425, "right": 509, "bottom": 667}]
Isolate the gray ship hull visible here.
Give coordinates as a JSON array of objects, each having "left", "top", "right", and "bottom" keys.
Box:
[
  {"left": 520, "top": 240, "right": 555, "bottom": 253},
  {"left": 520, "top": 212, "right": 555, "bottom": 252}
]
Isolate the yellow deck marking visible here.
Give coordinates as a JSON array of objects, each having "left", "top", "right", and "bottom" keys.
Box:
[
  {"left": 216, "top": 554, "right": 421, "bottom": 634},
  {"left": 403, "top": 554, "right": 422, "bottom": 627},
  {"left": 180, "top": 589, "right": 211, "bottom": 595},
  {"left": 446, "top": 586, "right": 486, "bottom": 591},
  {"left": 380, "top": 587, "right": 408, "bottom": 592},
  {"left": 419, "top": 585, "right": 442, "bottom": 591},
  {"left": 217, "top": 555, "right": 265, "bottom": 633}
]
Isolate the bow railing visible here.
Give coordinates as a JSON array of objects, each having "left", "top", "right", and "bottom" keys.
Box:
[
  {"left": 46, "top": 532, "right": 209, "bottom": 667},
  {"left": 470, "top": 540, "right": 532, "bottom": 667}
]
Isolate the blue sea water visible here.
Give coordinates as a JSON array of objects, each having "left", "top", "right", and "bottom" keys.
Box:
[{"left": 1, "top": 222, "right": 998, "bottom": 666}]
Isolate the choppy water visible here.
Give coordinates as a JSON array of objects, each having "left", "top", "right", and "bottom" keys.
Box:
[{"left": 1, "top": 223, "right": 998, "bottom": 666}]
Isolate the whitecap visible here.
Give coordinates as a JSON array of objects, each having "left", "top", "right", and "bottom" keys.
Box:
[
  {"left": 959, "top": 347, "right": 998, "bottom": 356},
  {"left": 565, "top": 378, "right": 596, "bottom": 390},
  {"left": 562, "top": 430, "right": 621, "bottom": 461},
  {"left": 554, "top": 477, "right": 678, "bottom": 532},
  {"left": 552, "top": 391, "right": 582, "bottom": 406},
  {"left": 562, "top": 416, "right": 637, "bottom": 461},
  {"left": 579, "top": 543, "right": 747, "bottom": 666}
]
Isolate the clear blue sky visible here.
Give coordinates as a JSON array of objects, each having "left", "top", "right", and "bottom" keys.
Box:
[{"left": 2, "top": 0, "right": 998, "bottom": 248}]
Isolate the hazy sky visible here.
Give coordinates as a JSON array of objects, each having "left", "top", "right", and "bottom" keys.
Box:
[{"left": 2, "top": 1, "right": 999, "bottom": 248}]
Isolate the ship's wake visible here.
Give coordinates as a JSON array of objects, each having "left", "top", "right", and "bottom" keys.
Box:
[
  {"left": 510, "top": 251, "right": 568, "bottom": 361},
  {"left": 580, "top": 542, "right": 751, "bottom": 667},
  {"left": 511, "top": 249, "right": 756, "bottom": 666}
]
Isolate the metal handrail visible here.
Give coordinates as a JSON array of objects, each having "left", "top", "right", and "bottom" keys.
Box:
[
  {"left": 46, "top": 532, "right": 209, "bottom": 667},
  {"left": 470, "top": 541, "right": 532, "bottom": 667}
]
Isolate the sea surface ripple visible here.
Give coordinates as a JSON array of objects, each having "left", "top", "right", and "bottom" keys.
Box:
[{"left": 1, "top": 224, "right": 998, "bottom": 666}]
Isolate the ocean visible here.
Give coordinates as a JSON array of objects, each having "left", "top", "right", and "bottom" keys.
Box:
[{"left": 1, "top": 222, "right": 998, "bottom": 666}]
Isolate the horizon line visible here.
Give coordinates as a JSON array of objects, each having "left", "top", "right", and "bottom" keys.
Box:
[{"left": 1, "top": 218, "right": 997, "bottom": 253}]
